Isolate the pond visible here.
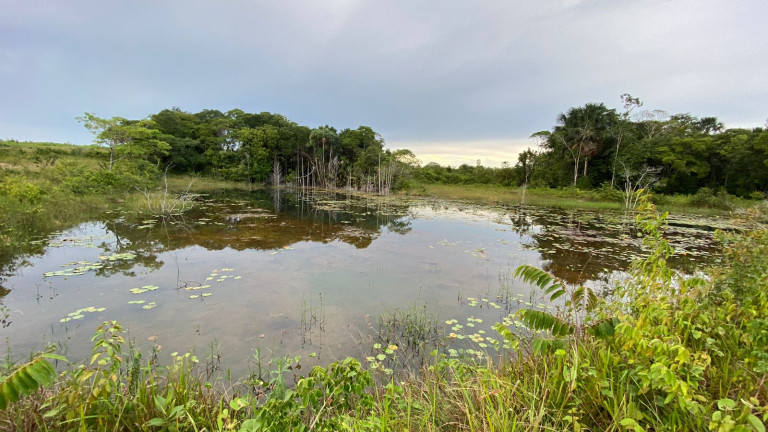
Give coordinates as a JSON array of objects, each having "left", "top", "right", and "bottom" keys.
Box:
[{"left": 0, "top": 188, "right": 727, "bottom": 376}]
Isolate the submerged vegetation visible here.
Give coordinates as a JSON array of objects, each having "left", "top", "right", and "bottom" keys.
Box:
[{"left": 1, "top": 196, "right": 767, "bottom": 431}]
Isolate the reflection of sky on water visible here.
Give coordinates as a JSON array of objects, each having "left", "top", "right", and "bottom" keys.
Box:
[{"left": 0, "top": 189, "right": 724, "bottom": 375}]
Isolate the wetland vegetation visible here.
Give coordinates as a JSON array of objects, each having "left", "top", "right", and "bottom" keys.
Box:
[
  {"left": 2, "top": 97, "right": 768, "bottom": 430},
  {"left": 1, "top": 191, "right": 766, "bottom": 431}
]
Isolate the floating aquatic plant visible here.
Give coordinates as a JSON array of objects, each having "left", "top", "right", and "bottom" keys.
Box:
[
  {"left": 43, "top": 252, "right": 138, "bottom": 278},
  {"left": 60, "top": 306, "right": 105, "bottom": 323},
  {"left": 129, "top": 285, "right": 159, "bottom": 294},
  {"left": 99, "top": 252, "right": 137, "bottom": 261}
]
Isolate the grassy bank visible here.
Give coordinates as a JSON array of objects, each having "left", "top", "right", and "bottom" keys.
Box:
[
  {"left": 2, "top": 199, "right": 767, "bottom": 431},
  {"left": 402, "top": 182, "right": 758, "bottom": 215},
  {"left": 0, "top": 141, "right": 250, "bottom": 275}
]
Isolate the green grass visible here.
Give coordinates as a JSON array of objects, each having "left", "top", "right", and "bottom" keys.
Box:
[
  {"left": 405, "top": 183, "right": 624, "bottom": 210},
  {"left": 401, "top": 182, "right": 758, "bottom": 215},
  {"left": 163, "top": 174, "right": 254, "bottom": 192},
  {"left": 0, "top": 141, "right": 253, "bottom": 273},
  {"left": 0, "top": 139, "right": 106, "bottom": 170}
]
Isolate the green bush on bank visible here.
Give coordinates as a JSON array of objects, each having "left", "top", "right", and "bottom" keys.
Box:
[{"left": 0, "top": 158, "right": 162, "bottom": 274}]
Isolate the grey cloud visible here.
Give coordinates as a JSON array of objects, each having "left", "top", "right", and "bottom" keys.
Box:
[{"left": 1, "top": 0, "right": 766, "bottom": 147}]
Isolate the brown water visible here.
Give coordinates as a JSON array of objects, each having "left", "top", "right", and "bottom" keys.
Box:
[{"left": 0, "top": 189, "right": 726, "bottom": 375}]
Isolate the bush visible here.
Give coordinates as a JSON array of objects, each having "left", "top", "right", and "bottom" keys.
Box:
[
  {"left": 575, "top": 176, "right": 593, "bottom": 190},
  {"left": 688, "top": 187, "right": 734, "bottom": 209},
  {"left": 55, "top": 161, "right": 158, "bottom": 194},
  {"left": 596, "top": 183, "right": 624, "bottom": 202},
  {"left": 0, "top": 175, "right": 42, "bottom": 204}
]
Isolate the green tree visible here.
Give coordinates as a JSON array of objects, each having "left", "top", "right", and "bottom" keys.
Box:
[
  {"left": 308, "top": 126, "right": 341, "bottom": 187},
  {"left": 77, "top": 113, "right": 170, "bottom": 171},
  {"left": 610, "top": 94, "right": 643, "bottom": 188},
  {"left": 236, "top": 126, "right": 276, "bottom": 182},
  {"left": 518, "top": 146, "right": 542, "bottom": 204},
  {"left": 552, "top": 103, "right": 617, "bottom": 186}
]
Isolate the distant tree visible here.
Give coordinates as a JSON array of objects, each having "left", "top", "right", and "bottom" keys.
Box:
[
  {"left": 77, "top": 113, "right": 170, "bottom": 171},
  {"left": 308, "top": 126, "right": 341, "bottom": 187},
  {"left": 552, "top": 103, "right": 617, "bottom": 186},
  {"left": 697, "top": 117, "right": 724, "bottom": 135},
  {"left": 518, "top": 146, "right": 542, "bottom": 205},
  {"left": 654, "top": 135, "right": 717, "bottom": 193},
  {"left": 610, "top": 94, "right": 643, "bottom": 188},
  {"left": 634, "top": 109, "right": 669, "bottom": 139},
  {"left": 236, "top": 126, "right": 276, "bottom": 182}
]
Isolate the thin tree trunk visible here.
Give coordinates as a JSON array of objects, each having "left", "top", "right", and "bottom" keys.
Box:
[
  {"left": 610, "top": 134, "right": 623, "bottom": 189},
  {"left": 573, "top": 156, "right": 579, "bottom": 186}
]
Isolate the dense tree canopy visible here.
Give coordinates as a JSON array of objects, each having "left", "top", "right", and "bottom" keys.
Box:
[
  {"left": 412, "top": 97, "right": 767, "bottom": 198},
  {"left": 80, "top": 108, "right": 413, "bottom": 193},
  {"left": 77, "top": 113, "right": 170, "bottom": 171},
  {"left": 78, "top": 101, "right": 767, "bottom": 198}
]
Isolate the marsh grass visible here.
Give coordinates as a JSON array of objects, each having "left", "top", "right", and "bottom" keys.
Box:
[
  {"left": 163, "top": 174, "right": 254, "bottom": 193},
  {"left": 403, "top": 182, "right": 757, "bottom": 215},
  {"left": 371, "top": 302, "right": 444, "bottom": 377},
  {"left": 135, "top": 186, "right": 198, "bottom": 216},
  {"left": 403, "top": 183, "right": 624, "bottom": 210}
]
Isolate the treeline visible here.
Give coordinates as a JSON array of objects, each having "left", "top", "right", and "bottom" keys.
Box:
[
  {"left": 79, "top": 108, "right": 417, "bottom": 194},
  {"left": 414, "top": 95, "right": 768, "bottom": 198}
]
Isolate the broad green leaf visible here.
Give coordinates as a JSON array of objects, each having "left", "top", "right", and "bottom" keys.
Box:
[{"left": 747, "top": 414, "right": 765, "bottom": 432}]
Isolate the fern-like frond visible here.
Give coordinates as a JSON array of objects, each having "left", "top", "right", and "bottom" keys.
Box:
[
  {"left": 0, "top": 355, "right": 58, "bottom": 410},
  {"left": 492, "top": 322, "right": 520, "bottom": 350},
  {"left": 516, "top": 309, "right": 574, "bottom": 337},
  {"left": 515, "top": 265, "right": 566, "bottom": 302},
  {"left": 585, "top": 289, "right": 600, "bottom": 312},
  {"left": 569, "top": 285, "right": 601, "bottom": 313},
  {"left": 532, "top": 338, "right": 568, "bottom": 355}
]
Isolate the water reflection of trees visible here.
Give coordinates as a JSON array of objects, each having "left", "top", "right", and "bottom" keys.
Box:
[
  {"left": 104, "top": 188, "right": 413, "bottom": 261},
  {"left": 506, "top": 207, "right": 715, "bottom": 285},
  {"left": 0, "top": 189, "right": 413, "bottom": 293}
]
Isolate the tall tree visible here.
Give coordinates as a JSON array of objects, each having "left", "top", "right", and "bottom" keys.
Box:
[
  {"left": 610, "top": 94, "right": 643, "bottom": 188},
  {"left": 518, "top": 146, "right": 542, "bottom": 205},
  {"left": 308, "top": 126, "right": 340, "bottom": 187},
  {"left": 552, "top": 103, "right": 617, "bottom": 186},
  {"left": 77, "top": 113, "right": 169, "bottom": 171}
]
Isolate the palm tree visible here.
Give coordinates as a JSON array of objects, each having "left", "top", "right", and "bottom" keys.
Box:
[{"left": 554, "top": 103, "right": 617, "bottom": 186}]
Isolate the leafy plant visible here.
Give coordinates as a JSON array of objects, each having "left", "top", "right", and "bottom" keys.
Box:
[
  {"left": 498, "top": 264, "right": 615, "bottom": 355},
  {"left": 0, "top": 353, "right": 62, "bottom": 410}
]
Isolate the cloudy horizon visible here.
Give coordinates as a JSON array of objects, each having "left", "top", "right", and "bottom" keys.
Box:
[{"left": 2, "top": 0, "right": 766, "bottom": 167}]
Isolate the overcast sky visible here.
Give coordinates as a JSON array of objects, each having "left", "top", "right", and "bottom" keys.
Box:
[{"left": 2, "top": 0, "right": 766, "bottom": 166}]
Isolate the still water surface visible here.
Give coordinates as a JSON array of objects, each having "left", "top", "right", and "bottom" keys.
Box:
[{"left": 0, "top": 189, "right": 725, "bottom": 375}]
